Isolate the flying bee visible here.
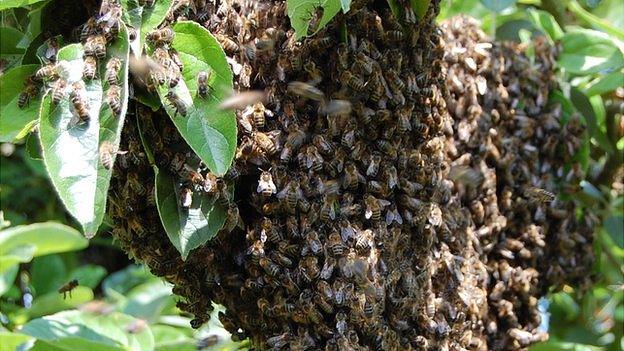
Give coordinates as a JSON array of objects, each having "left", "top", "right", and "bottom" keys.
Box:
[
  {"left": 83, "top": 55, "right": 97, "bottom": 80},
  {"left": 70, "top": 82, "right": 90, "bottom": 124},
  {"left": 105, "top": 57, "right": 122, "bottom": 86},
  {"left": 165, "top": 90, "right": 187, "bottom": 116},
  {"left": 58, "top": 279, "right": 79, "bottom": 299},
  {"left": 448, "top": 165, "right": 484, "bottom": 188},
  {"left": 146, "top": 27, "right": 174, "bottom": 45},
  {"left": 52, "top": 79, "right": 67, "bottom": 105},
  {"left": 179, "top": 187, "right": 193, "bottom": 208},
  {"left": 106, "top": 85, "right": 122, "bottom": 116},
  {"left": 252, "top": 131, "right": 276, "bottom": 155},
  {"left": 287, "top": 81, "right": 325, "bottom": 101},
  {"left": 524, "top": 186, "right": 555, "bottom": 205},
  {"left": 197, "top": 71, "right": 211, "bottom": 98},
  {"left": 257, "top": 170, "right": 277, "bottom": 197},
  {"left": 219, "top": 90, "right": 265, "bottom": 110},
  {"left": 85, "top": 35, "right": 107, "bottom": 59},
  {"left": 341, "top": 71, "right": 366, "bottom": 91},
  {"left": 318, "top": 99, "right": 352, "bottom": 116},
  {"left": 214, "top": 34, "right": 239, "bottom": 53},
  {"left": 35, "top": 63, "right": 58, "bottom": 81},
  {"left": 305, "top": 4, "right": 324, "bottom": 36}
]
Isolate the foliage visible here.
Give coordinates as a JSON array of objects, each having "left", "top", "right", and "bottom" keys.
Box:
[
  {"left": 439, "top": 1, "right": 624, "bottom": 350},
  {"left": 0, "top": 0, "right": 237, "bottom": 246}
]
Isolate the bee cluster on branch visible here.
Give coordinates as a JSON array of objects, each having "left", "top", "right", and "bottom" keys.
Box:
[{"left": 102, "top": 1, "right": 594, "bottom": 350}]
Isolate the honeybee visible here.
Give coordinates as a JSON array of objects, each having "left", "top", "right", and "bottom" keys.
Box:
[
  {"left": 105, "top": 57, "right": 122, "bottom": 86},
  {"left": 278, "top": 179, "right": 303, "bottom": 213},
  {"left": 43, "top": 36, "right": 60, "bottom": 63},
  {"left": 257, "top": 170, "right": 277, "bottom": 197},
  {"left": 259, "top": 257, "right": 280, "bottom": 277},
  {"left": 300, "top": 256, "right": 320, "bottom": 282},
  {"left": 448, "top": 165, "right": 484, "bottom": 188},
  {"left": 18, "top": 81, "right": 38, "bottom": 109},
  {"left": 58, "top": 279, "right": 79, "bottom": 299},
  {"left": 106, "top": 85, "right": 122, "bottom": 116},
  {"left": 386, "top": 29, "right": 404, "bottom": 41},
  {"left": 165, "top": 90, "right": 187, "bottom": 116},
  {"left": 252, "top": 131, "right": 276, "bottom": 155},
  {"left": 82, "top": 56, "right": 97, "bottom": 80},
  {"left": 309, "top": 36, "right": 333, "bottom": 51},
  {"left": 287, "top": 81, "right": 325, "bottom": 101},
  {"left": 214, "top": 34, "right": 239, "bottom": 53},
  {"left": 50, "top": 79, "right": 67, "bottom": 106},
  {"left": 80, "top": 18, "right": 98, "bottom": 42},
  {"left": 146, "top": 27, "right": 174, "bottom": 45},
  {"left": 524, "top": 186, "right": 555, "bottom": 204},
  {"left": 99, "top": 140, "right": 121, "bottom": 170},
  {"left": 35, "top": 63, "right": 58, "bottom": 81},
  {"left": 326, "top": 232, "right": 347, "bottom": 256},
  {"left": 252, "top": 102, "right": 266, "bottom": 128},
  {"left": 70, "top": 82, "right": 90, "bottom": 124},
  {"left": 197, "top": 71, "right": 211, "bottom": 98},
  {"left": 299, "top": 145, "right": 323, "bottom": 172},
  {"left": 85, "top": 34, "right": 107, "bottom": 59},
  {"left": 341, "top": 71, "right": 366, "bottom": 91},
  {"left": 342, "top": 162, "right": 363, "bottom": 190},
  {"left": 364, "top": 194, "right": 390, "bottom": 221},
  {"left": 366, "top": 153, "right": 382, "bottom": 177},
  {"left": 320, "top": 194, "right": 338, "bottom": 222},
  {"left": 305, "top": 4, "right": 324, "bottom": 36}
]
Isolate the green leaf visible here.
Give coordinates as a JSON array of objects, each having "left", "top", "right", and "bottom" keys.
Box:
[
  {"left": 155, "top": 168, "right": 228, "bottom": 260},
  {"left": 27, "top": 286, "right": 94, "bottom": 318},
  {"left": 527, "top": 8, "right": 564, "bottom": 43},
  {"left": 287, "top": 0, "right": 342, "bottom": 39},
  {"left": 558, "top": 28, "right": 624, "bottom": 75},
  {"left": 0, "top": 0, "right": 47, "bottom": 10},
  {"left": 21, "top": 310, "right": 154, "bottom": 351},
  {"left": 584, "top": 70, "right": 624, "bottom": 96},
  {"left": 156, "top": 21, "right": 236, "bottom": 176},
  {"left": 0, "top": 331, "right": 35, "bottom": 351},
  {"left": 1, "top": 26, "right": 26, "bottom": 70},
  {"left": 152, "top": 325, "right": 195, "bottom": 351},
  {"left": 604, "top": 216, "right": 624, "bottom": 248},
  {"left": 496, "top": 19, "right": 537, "bottom": 42},
  {"left": 570, "top": 87, "right": 614, "bottom": 153},
  {"left": 123, "top": 280, "right": 173, "bottom": 322},
  {"left": 0, "top": 222, "right": 87, "bottom": 261},
  {"left": 31, "top": 255, "right": 67, "bottom": 295},
  {"left": 411, "top": 0, "right": 430, "bottom": 19},
  {"left": 593, "top": 0, "right": 624, "bottom": 31},
  {"left": 18, "top": 3, "right": 45, "bottom": 48},
  {"left": 0, "top": 244, "right": 36, "bottom": 271},
  {"left": 0, "top": 64, "right": 40, "bottom": 142},
  {"left": 102, "top": 265, "right": 156, "bottom": 298},
  {"left": 26, "top": 131, "right": 42, "bottom": 159},
  {"left": 479, "top": 0, "right": 516, "bottom": 12},
  {"left": 120, "top": 0, "right": 173, "bottom": 55},
  {"left": 40, "top": 25, "right": 131, "bottom": 235},
  {"left": 0, "top": 264, "right": 19, "bottom": 296},
  {"left": 568, "top": 0, "right": 624, "bottom": 41}
]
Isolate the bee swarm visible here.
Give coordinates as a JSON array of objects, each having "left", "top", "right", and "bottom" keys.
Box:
[{"left": 106, "top": 1, "right": 594, "bottom": 350}]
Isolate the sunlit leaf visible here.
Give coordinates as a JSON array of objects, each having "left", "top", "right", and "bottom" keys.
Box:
[
  {"left": 122, "top": 280, "right": 173, "bottom": 322},
  {"left": 584, "top": 70, "right": 624, "bottom": 96},
  {"left": 0, "top": 26, "right": 26, "bottom": 70},
  {"left": 0, "top": 0, "right": 47, "bottom": 11},
  {"left": 479, "top": 0, "right": 516, "bottom": 12},
  {"left": 27, "top": 287, "right": 94, "bottom": 318},
  {"left": 31, "top": 255, "right": 67, "bottom": 295},
  {"left": 568, "top": 0, "right": 624, "bottom": 41},
  {"left": 0, "top": 64, "right": 40, "bottom": 142},
  {"left": 0, "top": 331, "right": 35, "bottom": 351},
  {"left": 21, "top": 310, "right": 154, "bottom": 351},
  {"left": 102, "top": 265, "right": 158, "bottom": 298},
  {"left": 156, "top": 21, "right": 236, "bottom": 176},
  {"left": 0, "top": 265, "right": 19, "bottom": 296},
  {"left": 558, "top": 28, "right": 624, "bottom": 75},
  {"left": 39, "top": 25, "right": 130, "bottom": 235},
  {"left": 152, "top": 325, "right": 195, "bottom": 351},
  {"left": 287, "top": 0, "right": 342, "bottom": 39},
  {"left": 155, "top": 168, "right": 228, "bottom": 259},
  {"left": 527, "top": 8, "right": 564, "bottom": 43},
  {"left": 0, "top": 222, "right": 87, "bottom": 262},
  {"left": 570, "top": 87, "right": 614, "bottom": 154},
  {"left": 120, "top": 0, "right": 173, "bottom": 55}
]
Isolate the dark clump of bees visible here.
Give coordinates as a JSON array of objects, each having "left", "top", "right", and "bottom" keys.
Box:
[{"left": 83, "top": 1, "right": 596, "bottom": 350}]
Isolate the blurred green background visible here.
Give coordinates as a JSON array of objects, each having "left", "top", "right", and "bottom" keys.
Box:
[{"left": 1, "top": 0, "right": 623, "bottom": 350}]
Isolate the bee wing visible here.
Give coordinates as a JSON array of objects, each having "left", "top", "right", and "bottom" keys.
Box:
[
  {"left": 256, "top": 181, "right": 266, "bottom": 193},
  {"left": 276, "top": 185, "right": 289, "bottom": 199},
  {"left": 268, "top": 179, "right": 277, "bottom": 193},
  {"left": 379, "top": 199, "right": 391, "bottom": 207}
]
